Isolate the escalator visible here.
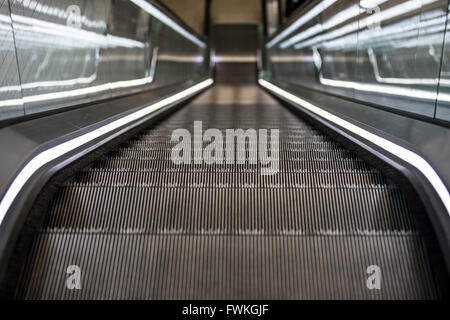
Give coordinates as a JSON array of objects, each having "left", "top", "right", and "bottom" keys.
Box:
[{"left": 1, "top": 23, "right": 448, "bottom": 300}]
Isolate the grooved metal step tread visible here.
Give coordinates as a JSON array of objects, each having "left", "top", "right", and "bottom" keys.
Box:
[{"left": 15, "top": 89, "right": 441, "bottom": 300}]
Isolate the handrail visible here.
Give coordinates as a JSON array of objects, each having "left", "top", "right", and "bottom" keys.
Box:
[
  {"left": 152, "top": 0, "right": 208, "bottom": 41},
  {"left": 135, "top": 0, "right": 207, "bottom": 48},
  {"left": 265, "top": 0, "right": 316, "bottom": 47}
]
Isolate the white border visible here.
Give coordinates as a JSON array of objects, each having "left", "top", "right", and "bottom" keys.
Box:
[
  {"left": 0, "top": 79, "right": 214, "bottom": 225},
  {"left": 259, "top": 78, "right": 450, "bottom": 215}
]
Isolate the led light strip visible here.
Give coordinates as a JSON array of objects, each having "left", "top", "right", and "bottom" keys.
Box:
[
  {"left": 0, "top": 78, "right": 214, "bottom": 225},
  {"left": 130, "top": 0, "right": 206, "bottom": 48},
  {"left": 213, "top": 56, "right": 257, "bottom": 63},
  {"left": 258, "top": 78, "right": 450, "bottom": 215}
]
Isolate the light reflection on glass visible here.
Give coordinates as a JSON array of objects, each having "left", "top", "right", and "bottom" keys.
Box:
[
  {"left": 0, "top": 0, "right": 208, "bottom": 121},
  {"left": 436, "top": 3, "right": 450, "bottom": 121},
  {"left": 0, "top": 3, "right": 23, "bottom": 115},
  {"left": 266, "top": 0, "right": 449, "bottom": 120}
]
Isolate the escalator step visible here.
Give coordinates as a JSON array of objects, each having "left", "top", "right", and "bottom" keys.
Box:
[{"left": 15, "top": 94, "right": 440, "bottom": 299}]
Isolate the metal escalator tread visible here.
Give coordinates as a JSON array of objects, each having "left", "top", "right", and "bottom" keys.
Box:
[{"left": 15, "top": 89, "right": 441, "bottom": 299}]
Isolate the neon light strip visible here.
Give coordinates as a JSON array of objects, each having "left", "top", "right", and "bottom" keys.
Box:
[
  {"left": 213, "top": 56, "right": 257, "bottom": 63},
  {"left": 0, "top": 78, "right": 214, "bottom": 225},
  {"left": 258, "top": 78, "right": 450, "bottom": 215},
  {"left": 130, "top": 0, "right": 206, "bottom": 48}
]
